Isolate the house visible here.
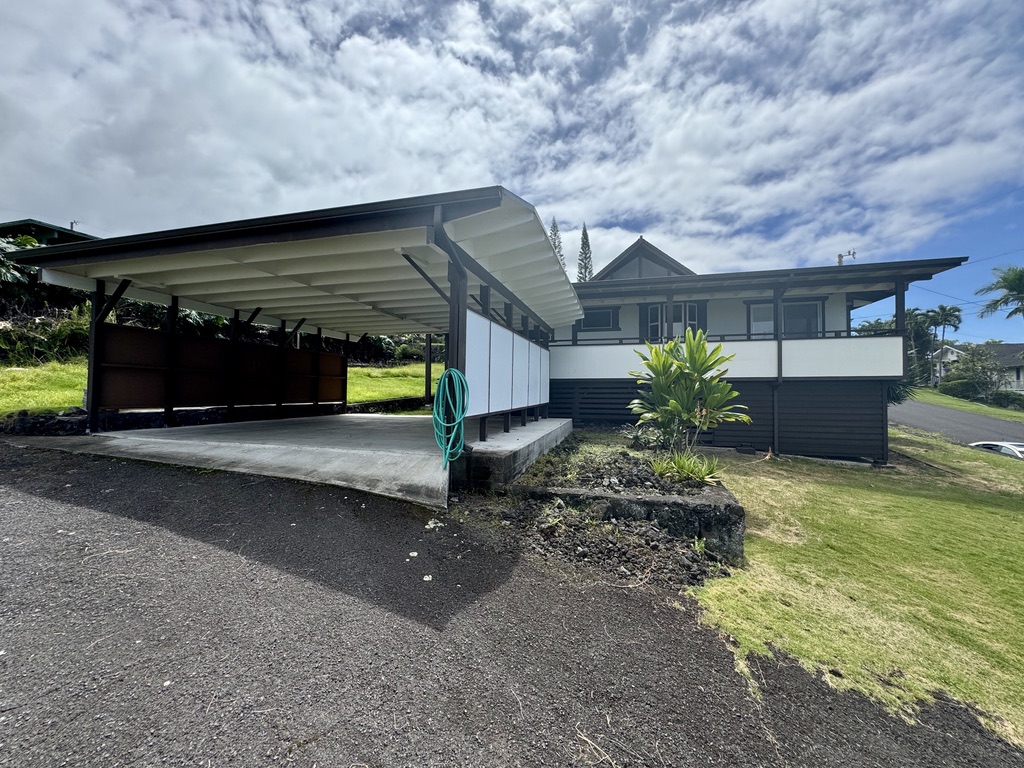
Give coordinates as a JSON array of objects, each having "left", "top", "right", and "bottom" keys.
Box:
[
  {"left": 991, "top": 344, "right": 1024, "bottom": 392},
  {"left": 0, "top": 219, "right": 97, "bottom": 246},
  {"left": 933, "top": 343, "right": 1024, "bottom": 392},
  {"left": 548, "top": 238, "right": 966, "bottom": 463},
  {"left": 932, "top": 344, "right": 962, "bottom": 384}
]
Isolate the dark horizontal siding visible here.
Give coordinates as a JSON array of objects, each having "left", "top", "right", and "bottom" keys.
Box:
[
  {"left": 778, "top": 380, "right": 885, "bottom": 459},
  {"left": 549, "top": 379, "right": 637, "bottom": 423},
  {"left": 711, "top": 381, "right": 773, "bottom": 450},
  {"left": 549, "top": 378, "right": 887, "bottom": 462}
]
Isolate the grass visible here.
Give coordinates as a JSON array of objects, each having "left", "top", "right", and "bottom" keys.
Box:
[
  {"left": 0, "top": 359, "right": 439, "bottom": 413},
  {"left": 911, "top": 387, "right": 1024, "bottom": 424},
  {"left": 0, "top": 359, "right": 88, "bottom": 414},
  {"left": 347, "top": 363, "right": 441, "bottom": 403},
  {"left": 693, "top": 428, "right": 1024, "bottom": 744}
]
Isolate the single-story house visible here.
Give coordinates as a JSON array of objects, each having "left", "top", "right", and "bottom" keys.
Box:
[{"left": 547, "top": 237, "right": 966, "bottom": 463}]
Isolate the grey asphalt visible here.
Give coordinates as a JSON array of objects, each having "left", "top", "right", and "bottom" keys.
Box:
[
  {"left": 890, "top": 400, "right": 1024, "bottom": 445},
  {"left": 3, "top": 442, "right": 1021, "bottom": 767}
]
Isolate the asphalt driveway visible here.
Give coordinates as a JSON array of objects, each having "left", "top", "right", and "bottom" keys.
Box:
[
  {"left": 890, "top": 400, "right": 1024, "bottom": 445},
  {"left": 2, "top": 441, "right": 1021, "bottom": 767}
]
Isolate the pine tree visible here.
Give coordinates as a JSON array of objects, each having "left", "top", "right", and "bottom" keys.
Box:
[
  {"left": 577, "top": 223, "right": 593, "bottom": 282},
  {"left": 549, "top": 217, "right": 565, "bottom": 270}
]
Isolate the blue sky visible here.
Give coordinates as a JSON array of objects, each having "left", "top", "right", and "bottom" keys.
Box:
[{"left": 2, "top": 0, "right": 1022, "bottom": 341}]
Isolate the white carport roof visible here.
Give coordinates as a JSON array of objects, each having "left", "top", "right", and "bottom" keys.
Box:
[{"left": 18, "top": 186, "right": 583, "bottom": 337}]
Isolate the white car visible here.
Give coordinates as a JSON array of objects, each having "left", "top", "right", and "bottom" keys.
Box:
[{"left": 969, "top": 441, "right": 1024, "bottom": 460}]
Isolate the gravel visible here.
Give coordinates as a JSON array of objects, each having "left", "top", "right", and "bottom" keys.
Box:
[{"left": 2, "top": 440, "right": 1022, "bottom": 767}]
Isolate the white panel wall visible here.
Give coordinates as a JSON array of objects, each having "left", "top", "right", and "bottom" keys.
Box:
[
  {"left": 783, "top": 337, "right": 904, "bottom": 378},
  {"left": 488, "top": 324, "right": 514, "bottom": 411},
  {"left": 550, "top": 341, "right": 779, "bottom": 380},
  {"left": 529, "top": 342, "right": 541, "bottom": 405},
  {"left": 512, "top": 334, "right": 530, "bottom": 409},
  {"left": 465, "top": 310, "right": 492, "bottom": 416},
  {"left": 540, "top": 349, "right": 550, "bottom": 402}
]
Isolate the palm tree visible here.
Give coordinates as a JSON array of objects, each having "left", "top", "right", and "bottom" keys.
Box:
[
  {"left": 976, "top": 266, "right": 1024, "bottom": 322},
  {"left": 930, "top": 304, "right": 962, "bottom": 383}
]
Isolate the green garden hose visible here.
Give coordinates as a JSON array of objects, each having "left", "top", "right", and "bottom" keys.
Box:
[{"left": 432, "top": 368, "right": 469, "bottom": 468}]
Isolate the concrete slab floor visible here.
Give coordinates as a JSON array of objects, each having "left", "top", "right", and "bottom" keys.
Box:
[{"left": 6, "top": 414, "right": 573, "bottom": 510}]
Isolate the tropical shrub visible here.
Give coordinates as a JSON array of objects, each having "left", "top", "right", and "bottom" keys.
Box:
[
  {"left": 650, "top": 451, "right": 722, "bottom": 485},
  {"left": 628, "top": 328, "right": 751, "bottom": 452}
]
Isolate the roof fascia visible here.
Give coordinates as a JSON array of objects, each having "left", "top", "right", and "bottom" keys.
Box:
[
  {"left": 574, "top": 257, "right": 968, "bottom": 298},
  {"left": 14, "top": 187, "right": 505, "bottom": 269}
]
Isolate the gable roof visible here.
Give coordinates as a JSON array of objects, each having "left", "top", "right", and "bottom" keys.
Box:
[
  {"left": 591, "top": 237, "right": 695, "bottom": 281},
  {"left": 991, "top": 343, "right": 1024, "bottom": 368}
]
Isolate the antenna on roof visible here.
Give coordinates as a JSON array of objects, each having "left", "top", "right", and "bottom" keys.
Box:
[
  {"left": 70, "top": 220, "right": 80, "bottom": 231},
  {"left": 837, "top": 249, "right": 855, "bottom": 266}
]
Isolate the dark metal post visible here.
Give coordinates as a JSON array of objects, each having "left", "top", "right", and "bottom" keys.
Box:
[
  {"left": 424, "top": 333, "right": 433, "bottom": 403},
  {"left": 86, "top": 280, "right": 106, "bottom": 434},
  {"left": 227, "top": 309, "right": 240, "bottom": 421},
  {"left": 313, "top": 327, "right": 323, "bottom": 406},
  {"left": 163, "top": 296, "right": 179, "bottom": 427},
  {"left": 894, "top": 280, "right": 907, "bottom": 378}
]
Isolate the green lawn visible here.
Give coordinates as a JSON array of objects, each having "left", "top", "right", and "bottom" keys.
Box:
[
  {"left": 0, "top": 359, "right": 89, "bottom": 415},
  {"left": 1, "top": 360, "right": 439, "bottom": 414},
  {"left": 696, "top": 429, "right": 1024, "bottom": 745},
  {"left": 911, "top": 387, "right": 1024, "bottom": 424}
]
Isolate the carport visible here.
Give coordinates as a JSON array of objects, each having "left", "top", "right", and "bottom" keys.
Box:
[{"left": 16, "top": 187, "right": 584, "bottom": 508}]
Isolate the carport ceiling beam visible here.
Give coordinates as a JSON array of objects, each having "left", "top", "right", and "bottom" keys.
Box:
[{"left": 403, "top": 253, "right": 450, "bottom": 304}]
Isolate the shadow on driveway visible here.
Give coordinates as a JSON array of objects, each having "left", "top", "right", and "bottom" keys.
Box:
[{"left": 0, "top": 440, "right": 516, "bottom": 631}]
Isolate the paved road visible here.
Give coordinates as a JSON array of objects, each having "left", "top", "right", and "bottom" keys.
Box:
[{"left": 890, "top": 400, "right": 1024, "bottom": 445}]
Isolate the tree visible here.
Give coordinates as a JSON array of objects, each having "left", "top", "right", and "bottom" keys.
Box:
[
  {"left": 548, "top": 217, "right": 565, "bottom": 270},
  {"left": 576, "top": 223, "right": 593, "bottom": 282},
  {"left": 929, "top": 304, "right": 962, "bottom": 382},
  {"left": 628, "top": 328, "right": 751, "bottom": 453},
  {"left": 976, "top": 266, "right": 1024, "bottom": 322}
]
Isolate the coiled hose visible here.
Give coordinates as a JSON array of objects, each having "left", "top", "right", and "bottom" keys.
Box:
[{"left": 432, "top": 368, "right": 469, "bottom": 468}]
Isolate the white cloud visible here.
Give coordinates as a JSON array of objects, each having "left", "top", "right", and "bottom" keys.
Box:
[{"left": 0, "top": 0, "right": 1021, "bottom": 281}]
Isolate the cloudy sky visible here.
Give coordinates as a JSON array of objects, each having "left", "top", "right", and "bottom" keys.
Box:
[{"left": 3, "top": 0, "right": 1022, "bottom": 341}]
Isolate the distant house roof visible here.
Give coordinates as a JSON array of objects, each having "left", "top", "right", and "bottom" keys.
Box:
[
  {"left": 991, "top": 343, "right": 1024, "bottom": 368},
  {"left": 0, "top": 219, "right": 97, "bottom": 246},
  {"left": 591, "top": 237, "right": 695, "bottom": 281}
]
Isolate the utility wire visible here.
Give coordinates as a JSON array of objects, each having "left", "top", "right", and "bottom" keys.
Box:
[{"left": 854, "top": 184, "right": 1024, "bottom": 254}]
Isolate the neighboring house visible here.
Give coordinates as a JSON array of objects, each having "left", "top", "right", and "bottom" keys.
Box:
[
  {"left": 991, "top": 343, "right": 1024, "bottom": 392},
  {"left": 932, "top": 343, "right": 1024, "bottom": 392},
  {"left": 932, "top": 344, "right": 962, "bottom": 384},
  {"left": 0, "top": 219, "right": 97, "bottom": 246},
  {"left": 548, "top": 238, "right": 966, "bottom": 463}
]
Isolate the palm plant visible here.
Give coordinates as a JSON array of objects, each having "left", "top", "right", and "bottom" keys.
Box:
[
  {"left": 628, "top": 328, "right": 751, "bottom": 453},
  {"left": 929, "top": 304, "right": 962, "bottom": 383},
  {"left": 976, "top": 266, "right": 1024, "bottom": 322}
]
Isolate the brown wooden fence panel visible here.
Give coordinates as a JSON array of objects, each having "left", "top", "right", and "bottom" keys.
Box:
[{"left": 96, "top": 325, "right": 346, "bottom": 409}]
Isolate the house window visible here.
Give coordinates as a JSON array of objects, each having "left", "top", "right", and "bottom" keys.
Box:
[
  {"left": 746, "top": 300, "right": 824, "bottom": 338},
  {"left": 783, "top": 302, "right": 821, "bottom": 337},
  {"left": 581, "top": 307, "right": 619, "bottom": 331},
  {"left": 749, "top": 304, "right": 774, "bottom": 338},
  {"left": 645, "top": 302, "right": 704, "bottom": 340}
]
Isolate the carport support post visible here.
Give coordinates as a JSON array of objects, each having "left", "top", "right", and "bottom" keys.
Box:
[
  {"left": 163, "top": 296, "right": 179, "bottom": 427},
  {"left": 86, "top": 280, "right": 106, "bottom": 434},
  {"left": 312, "top": 327, "right": 322, "bottom": 407},
  {"left": 521, "top": 316, "right": 530, "bottom": 427},
  {"left": 227, "top": 310, "right": 240, "bottom": 421},
  {"left": 446, "top": 259, "right": 468, "bottom": 449},
  {"left": 424, "top": 333, "right": 432, "bottom": 403}
]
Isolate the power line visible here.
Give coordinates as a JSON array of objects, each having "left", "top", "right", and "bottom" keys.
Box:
[{"left": 855, "top": 184, "right": 1024, "bottom": 254}]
